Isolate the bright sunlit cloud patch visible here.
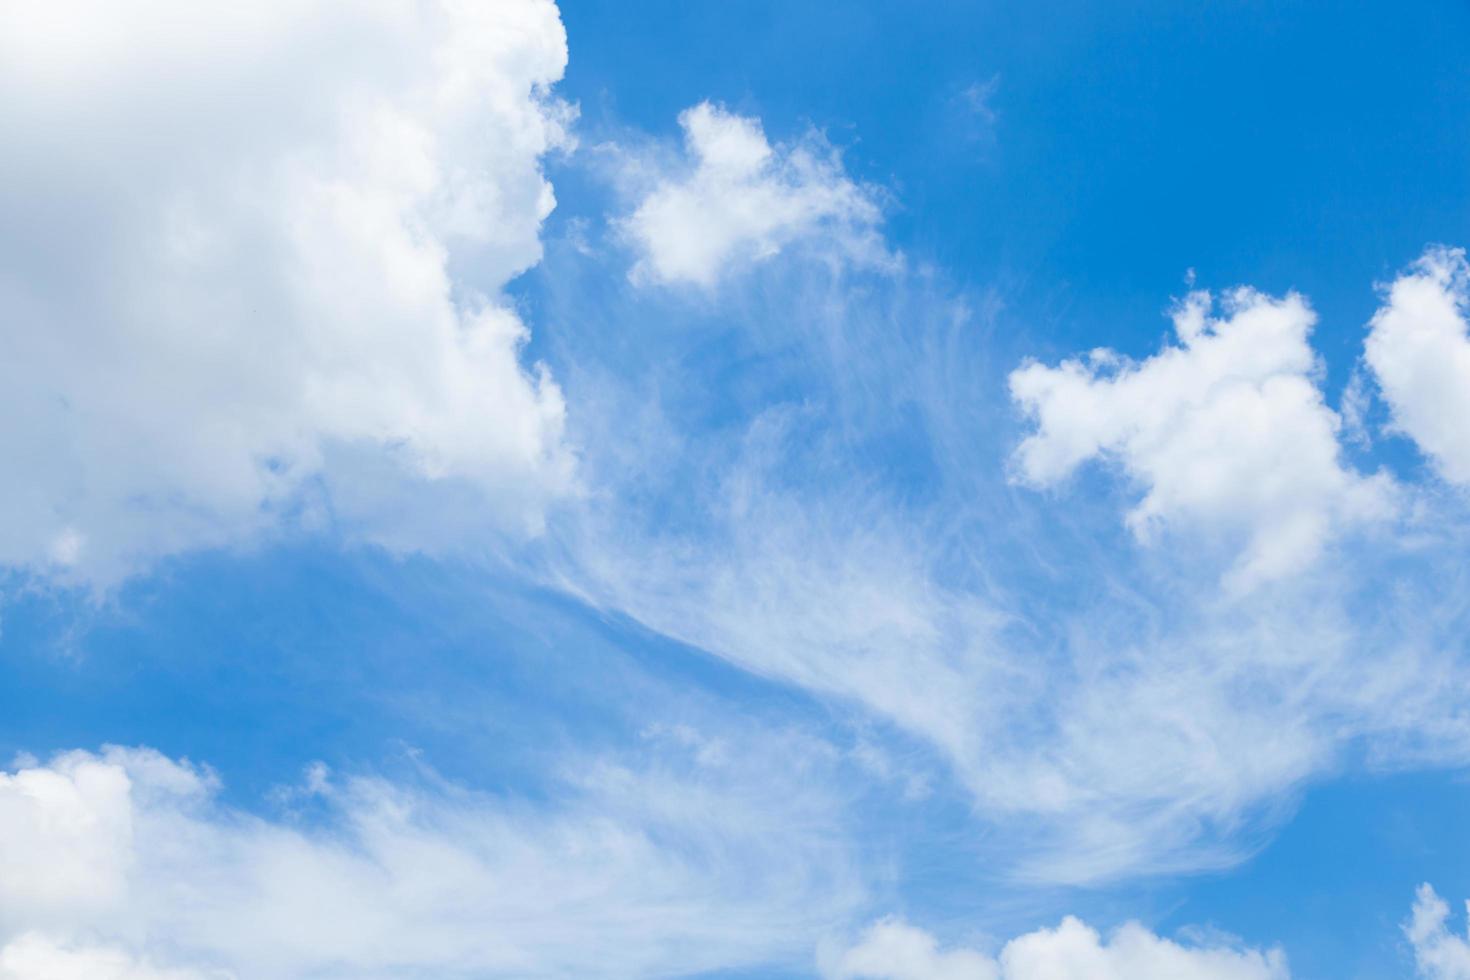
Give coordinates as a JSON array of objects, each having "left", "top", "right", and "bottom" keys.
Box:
[
  {"left": 0, "top": 0, "right": 575, "bottom": 586},
  {"left": 1365, "top": 247, "right": 1470, "bottom": 485},
  {"left": 617, "top": 101, "right": 889, "bottom": 288},
  {"left": 1009, "top": 286, "right": 1394, "bottom": 592}
]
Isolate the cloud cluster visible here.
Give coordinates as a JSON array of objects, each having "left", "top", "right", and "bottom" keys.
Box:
[
  {"left": 559, "top": 215, "right": 1470, "bottom": 884},
  {"left": 9, "top": 1, "right": 1470, "bottom": 966},
  {"left": 1009, "top": 245, "right": 1470, "bottom": 590},
  {"left": 0, "top": 0, "right": 577, "bottom": 585},
  {"left": 619, "top": 102, "right": 887, "bottom": 287},
  {"left": 973, "top": 250, "right": 1470, "bottom": 877},
  {"left": 829, "top": 916, "right": 1287, "bottom": 980},
  {"left": 1009, "top": 287, "right": 1393, "bottom": 591},
  {"left": 0, "top": 736, "right": 861, "bottom": 979}
]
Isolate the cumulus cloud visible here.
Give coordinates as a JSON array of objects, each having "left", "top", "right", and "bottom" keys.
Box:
[
  {"left": 0, "top": 737, "right": 860, "bottom": 978},
  {"left": 1009, "top": 286, "right": 1393, "bottom": 591},
  {"left": 828, "top": 916, "right": 1287, "bottom": 980},
  {"left": 0, "top": 0, "right": 577, "bottom": 585},
  {"left": 1408, "top": 884, "right": 1470, "bottom": 980},
  {"left": 618, "top": 101, "right": 886, "bottom": 287},
  {"left": 1365, "top": 247, "right": 1470, "bottom": 484},
  {"left": 828, "top": 919, "right": 998, "bottom": 980},
  {"left": 0, "top": 934, "right": 223, "bottom": 980}
]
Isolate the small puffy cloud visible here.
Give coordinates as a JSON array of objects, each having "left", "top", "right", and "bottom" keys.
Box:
[
  {"left": 619, "top": 102, "right": 886, "bottom": 287},
  {"left": 1364, "top": 247, "right": 1470, "bottom": 484},
  {"left": 1408, "top": 884, "right": 1470, "bottom": 980},
  {"left": 0, "top": 737, "right": 860, "bottom": 978},
  {"left": 830, "top": 916, "right": 1287, "bottom": 980},
  {"left": 1009, "top": 287, "right": 1392, "bottom": 591},
  {"left": 0, "top": 0, "right": 577, "bottom": 586}
]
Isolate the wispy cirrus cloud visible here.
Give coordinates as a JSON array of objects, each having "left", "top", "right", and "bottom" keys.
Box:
[{"left": 551, "top": 154, "right": 1470, "bottom": 884}]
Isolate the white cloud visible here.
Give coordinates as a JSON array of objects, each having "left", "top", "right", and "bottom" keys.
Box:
[
  {"left": 549, "top": 249, "right": 1470, "bottom": 885},
  {"left": 0, "top": 0, "right": 577, "bottom": 586},
  {"left": 829, "top": 919, "right": 999, "bottom": 980},
  {"left": 1365, "top": 247, "right": 1470, "bottom": 484},
  {"left": 0, "top": 934, "right": 224, "bottom": 980},
  {"left": 1408, "top": 884, "right": 1470, "bottom": 980},
  {"left": 0, "top": 751, "right": 139, "bottom": 927},
  {"left": 618, "top": 102, "right": 886, "bottom": 287},
  {"left": 0, "top": 736, "right": 861, "bottom": 979},
  {"left": 829, "top": 916, "right": 1287, "bottom": 980},
  {"left": 570, "top": 473, "right": 1001, "bottom": 773},
  {"left": 1009, "top": 286, "right": 1392, "bottom": 591}
]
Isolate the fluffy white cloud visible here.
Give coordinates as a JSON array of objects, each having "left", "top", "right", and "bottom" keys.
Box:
[
  {"left": 0, "top": 738, "right": 860, "bottom": 978},
  {"left": 0, "top": 0, "right": 577, "bottom": 585},
  {"left": 1009, "top": 287, "right": 1392, "bottom": 591},
  {"left": 829, "top": 919, "right": 999, "bottom": 980},
  {"left": 0, "top": 751, "right": 140, "bottom": 927},
  {"left": 829, "top": 916, "right": 1287, "bottom": 980},
  {"left": 619, "top": 102, "right": 886, "bottom": 287},
  {"left": 1408, "top": 884, "right": 1470, "bottom": 980},
  {"left": 1365, "top": 247, "right": 1470, "bottom": 484},
  {"left": 0, "top": 934, "right": 223, "bottom": 980}
]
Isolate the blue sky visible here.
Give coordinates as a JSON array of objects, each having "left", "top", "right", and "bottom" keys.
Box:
[{"left": 3, "top": 1, "right": 1470, "bottom": 978}]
